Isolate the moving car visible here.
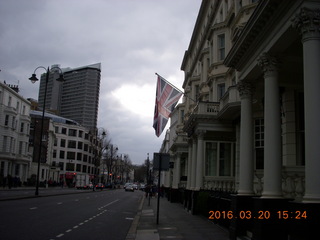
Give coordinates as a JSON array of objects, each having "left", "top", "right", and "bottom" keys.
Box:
[
  {"left": 95, "top": 183, "right": 104, "bottom": 190},
  {"left": 125, "top": 184, "right": 134, "bottom": 192}
]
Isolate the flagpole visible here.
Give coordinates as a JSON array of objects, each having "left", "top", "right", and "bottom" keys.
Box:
[{"left": 155, "top": 73, "right": 196, "bottom": 103}]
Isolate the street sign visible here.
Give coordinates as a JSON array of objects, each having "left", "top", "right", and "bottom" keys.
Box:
[{"left": 153, "top": 153, "right": 170, "bottom": 171}]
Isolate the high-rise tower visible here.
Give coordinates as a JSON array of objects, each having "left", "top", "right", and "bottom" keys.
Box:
[{"left": 38, "top": 63, "right": 101, "bottom": 130}]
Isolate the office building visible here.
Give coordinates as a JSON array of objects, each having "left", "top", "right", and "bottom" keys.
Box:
[{"left": 38, "top": 63, "right": 101, "bottom": 130}]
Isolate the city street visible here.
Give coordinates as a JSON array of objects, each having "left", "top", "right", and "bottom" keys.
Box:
[{"left": 0, "top": 189, "right": 144, "bottom": 240}]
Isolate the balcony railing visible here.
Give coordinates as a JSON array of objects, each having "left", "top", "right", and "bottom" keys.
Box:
[{"left": 193, "top": 101, "right": 220, "bottom": 115}]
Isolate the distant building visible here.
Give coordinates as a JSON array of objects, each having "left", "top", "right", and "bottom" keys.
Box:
[
  {"left": 30, "top": 110, "right": 102, "bottom": 187},
  {"left": 38, "top": 63, "right": 101, "bottom": 130},
  {"left": 0, "top": 81, "right": 31, "bottom": 186}
]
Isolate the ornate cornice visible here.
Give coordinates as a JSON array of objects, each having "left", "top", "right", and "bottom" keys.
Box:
[{"left": 292, "top": 7, "right": 320, "bottom": 40}]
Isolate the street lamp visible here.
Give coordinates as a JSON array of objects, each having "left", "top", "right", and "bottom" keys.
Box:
[{"left": 29, "top": 66, "right": 65, "bottom": 196}]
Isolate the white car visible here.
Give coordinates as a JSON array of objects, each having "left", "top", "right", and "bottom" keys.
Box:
[{"left": 125, "top": 184, "right": 134, "bottom": 192}]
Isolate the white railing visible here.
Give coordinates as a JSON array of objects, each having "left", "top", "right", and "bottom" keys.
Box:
[
  {"left": 194, "top": 101, "right": 220, "bottom": 115},
  {"left": 203, "top": 176, "right": 235, "bottom": 192}
]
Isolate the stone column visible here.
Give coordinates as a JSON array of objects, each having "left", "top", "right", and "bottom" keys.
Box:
[
  {"left": 191, "top": 137, "right": 197, "bottom": 190},
  {"left": 293, "top": 8, "right": 320, "bottom": 202},
  {"left": 237, "top": 80, "right": 255, "bottom": 195},
  {"left": 173, "top": 153, "right": 181, "bottom": 189},
  {"left": 186, "top": 139, "right": 193, "bottom": 190},
  {"left": 258, "top": 52, "right": 282, "bottom": 198},
  {"left": 195, "top": 130, "right": 205, "bottom": 190}
]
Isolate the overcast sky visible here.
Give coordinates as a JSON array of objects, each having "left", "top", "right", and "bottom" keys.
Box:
[{"left": 0, "top": 0, "right": 201, "bottom": 165}]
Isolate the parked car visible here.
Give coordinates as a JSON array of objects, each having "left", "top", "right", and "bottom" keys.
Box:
[
  {"left": 124, "top": 183, "right": 131, "bottom": 189},
  {"left": 132, "top": 184, "right": 138, "bottom": 190},
  {"left": 125, "top": 184, "right": 134, "bottom": 192},
  {"left": 83, "top": 183, "right": 93, "bottom": 189}
]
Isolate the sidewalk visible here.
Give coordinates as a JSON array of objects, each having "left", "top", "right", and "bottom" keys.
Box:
[
  {"left": 0, "top": 186, "right": 93, "bottom": 201},
  {"left": 127, "top": 195, "right": 229, "bottom": 240}
]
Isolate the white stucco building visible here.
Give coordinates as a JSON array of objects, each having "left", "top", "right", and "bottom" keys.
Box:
[
  {"left": 0, "top": 82, "right": 31, "bottom": 186},
  {"left": 164, "top": 0, "right": 320, "bottom": 239}
]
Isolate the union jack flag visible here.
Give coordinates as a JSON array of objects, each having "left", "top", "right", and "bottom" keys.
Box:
[{"left": 153, "top": 75, "right": 183, "bottom": 137}]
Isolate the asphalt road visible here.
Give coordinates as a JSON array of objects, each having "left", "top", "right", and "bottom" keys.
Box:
[{"left": 0, "top": 189, "right": 144, "bottom": 240}]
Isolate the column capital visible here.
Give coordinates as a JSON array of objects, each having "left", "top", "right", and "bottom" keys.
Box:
[
  {"left": 237, "top": 80, "right": 255, "bottom": 99},
  {"left": 292, "top": 7, "right": 320, "bottom": 41},
  {"left": 257, "top": 52, "right": 279, "bottom": 75},
  {"left": 195, "top": 129, "right": 206, "bottom": 139}
]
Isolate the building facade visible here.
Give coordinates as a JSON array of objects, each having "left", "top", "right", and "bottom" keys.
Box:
[
  {"left": 30, "top": 110, "right": 102, "bottom": 187},
  {"left": 165, "top": 0, "right": 320, "bottom": 239},
  {"left": 38, "top": 63, "right": 101, "bottom": 130},
  {"left": 0, "top": 82, "right": 31, "bottom": 186}
]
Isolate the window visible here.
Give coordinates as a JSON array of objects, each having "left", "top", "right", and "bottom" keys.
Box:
[
  {"left": 76, "top": 164, "right": 81, "bottom": 172},
  {"left": 12, "top": 116, "right": 16, "bottom": 129},
  {"left": 77, "top": 142, "right": 83, "bottom": 150},
  {"left": 20, "top": 122, "right": 24, "bottom": 133},
  {"left": 55, "top": 127, "right": 59, "bottom": 133},
  {"left": 180, "top": 110, "right": 184, "bottom": 123},
  {"left": 77, "top": 152, "right": 82, "bottom": 161},
  {"left": 59, "top": 162, "right": 64, "bottom": 170},
  {"left": 205, "top": 142, "right": 234, "bottom": 176},
  {"left": 2, "top": 136, "right": 8, "bottom": 152},
  {"left": 205, "top": 142, "right": 217, "bottom": 176},
  {"left": 68, "top": 129, "right": 77, "bottom": 137},
  {"left": 67, "top": 151, "right": 75, "bottom": 160},
  {"left": 219, "top": 143, "right": 232, "bottom": 176},
  {"left": 66, "top": 163, "right": 75, "bottom": 171},
  {"left": 195, "top": 84, "right": 200, "bottom": 101},
  {"left": 61, "top": 128, "right": 67, "bottom": 134},
  {"left": 218, "top": 34, "right": 225, "bottom": 61},
  {"left": 254, "top": 118, "right": 264, "bottom": 169},
  {"left": 60, "top": 139, "right": 66, "bottom": 147},
  {"left": 0, "top": 162, "right": 4, "bottom": 176},
  {"left": 4, "top": 115, "right": 9, "bottom": 126},
  {"left": 19, "top": 141, "right": 23, "bottom": 154},
  {"left": 84, "top": 144, "right": 88, "bottom": 152},
  {"left": 68, "top": 140, "right": 77, "bottom": 148},
  {"left": 8, "top": 96, "right": 12, "bottom": 107},
  {"left": 217, "top": 83, "right": 225, "bottom": 99},
  {"left": 59, "top": 150, "right": 65, "bottom": 159},
  {"left": 78, "top": 131, "right": 83, "bottom": 138}
]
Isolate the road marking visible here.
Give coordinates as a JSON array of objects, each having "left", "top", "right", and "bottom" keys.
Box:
[
  {"left": 30, "top": 207, "right": 37, "bottom": 210},
  {"left": 97, "top": 199, "right": 119, "bottom": 210},
  {"left": 66, "top": 229, "right": 72, "bottom": 233},
  {"left": 126, "top": 217, "right": 134, "bottom": 220},
  {"left": 56, "top": 234, "right": 64, "bottom": 238},
  {"left": 73, "top": 226, "right": 78, "bottom": 229},
  {"left": 57, "top": 202, "right": 62, "bottom": 205}
]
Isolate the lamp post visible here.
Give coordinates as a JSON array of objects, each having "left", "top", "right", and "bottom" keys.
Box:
[
  {"left": 29, "top": 66, "right": 65, "bottom": 196},
  {"left": 107, "top": 144, "right": 118, "bottom": 186}
]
